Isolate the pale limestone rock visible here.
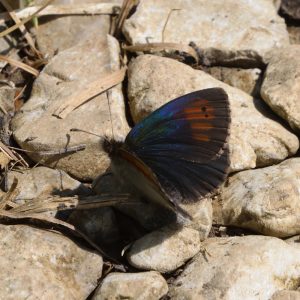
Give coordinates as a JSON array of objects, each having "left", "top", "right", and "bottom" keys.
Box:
[
  {"left": 169, "top": 236, "right": 300, "bottom": 300},
  {"left": 93, "top": 271, "right": 168, "bottom": 300},
  {"left": 0, "top": 224, "right": 102, "bottom": 299},
  {"left": 127, "top": 225, "right": 201, "bottom": 273},
  {"left": 123, "top": 0, "right": 289, "bottom": 66},
  {"left": 12, "top": 35, "right": 129, "bottom": 181},
  {"left": 261, "top": 46, "right": 300, "bottom": 132},
  {"left": 128, "top": 55, "right": 298, "bottom": 172},
  {"left": 214, "top": 158, "right": 300, "bottom": 237}
]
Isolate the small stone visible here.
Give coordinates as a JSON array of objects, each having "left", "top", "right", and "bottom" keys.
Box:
[
  {"left": 169, "top": 236, "right": 300, "bottom": 300},
  {"left": 123, "top": 0, "right": 289, "bottom": 66},
  {"left": 128, "top": 55, "right": 298, "bottom": 173},
  {"left": 93, "top": 271, "right": 168, "bottom": 300},
  {"left": 213, "top": 158, "right": 300, "bottom": 237},
  {"left": 0, "top": 224, "right": 102, "bottom": 299},
  {"left": 261, "top": 46, "right": 300, "bottom": 132},
  {"left": 127, "top": 225, "right": 201, "bottom": 273},
  {"left": 205, "top": 67, "right": 261, "bottom": 95}
]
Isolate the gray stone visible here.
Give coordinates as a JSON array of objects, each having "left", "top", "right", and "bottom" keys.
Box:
[
  {"left": 128, "top": 55, "right": 298, "bottom": 173},
  {"left": 123, "top": 0, "right": 289, "bottom": 66},
  {"left": 261, "top": 46, "right": 300, "bottom": 132},
  {"left": 0, "top": 224, "right": 102, "bottom": 299},
  {"left": 12, "top": 35, "right": 129, "bottom": 181},
  {"left": 93, "top": 271, "right": 168, "bottom": 300},
  {"left": 169, "top": 236, "right": 300, "bottom": 300},
  {"left": 213, "top": 158, "right": 300, "bottom": 237},
  {"left": 127, "top": 225, "right": 201, "bottom": 273}
]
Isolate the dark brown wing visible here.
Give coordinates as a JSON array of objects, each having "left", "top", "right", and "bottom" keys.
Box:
[{"left": 124, "top": 88, "right": 230, "bottom": 206}]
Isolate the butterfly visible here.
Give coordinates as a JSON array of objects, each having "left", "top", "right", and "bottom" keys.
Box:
[{"left": 103, "top": 88, "right": 230, "bottom": 221}]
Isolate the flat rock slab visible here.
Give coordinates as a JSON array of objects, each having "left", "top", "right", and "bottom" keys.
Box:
[
  {"left": 93, "top": 271, "right": 168, "bottom": 300},
  {"left": 0, "top": 224, "right": 102, "bottom": 299},
  {"left": 169, "top": 236, "right": 300, "bottom": 300},
  {"left": 261, "top": 46, "right": 300, "bottom": 132},
  {"left": 128, "top": 55, "right": 298, "bottom": 172},
  {"left": 127, "top": 225, "right": 201, "bottom": 273},
  {"left": 123, "top": 0, "right": 289, "bottom": 66},
  {"left": 12, "top": 35, "right": 129, "bottom": 181},
  {"left": 214, "top": 158, "right": 300, "bottom": 237}
]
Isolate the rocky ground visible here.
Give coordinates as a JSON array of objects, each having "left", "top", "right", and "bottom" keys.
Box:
[{"left": 0, "top": 0, "right": 300, "bottom": 299}]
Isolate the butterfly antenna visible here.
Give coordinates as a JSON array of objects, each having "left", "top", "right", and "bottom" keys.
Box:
[{"left": 70, "top": 128, "right": 101, "bottom": 138}]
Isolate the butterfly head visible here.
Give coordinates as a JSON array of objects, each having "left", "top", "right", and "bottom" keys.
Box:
[{"left": 102, "top": 136, "right": 124, "bottom": 157}]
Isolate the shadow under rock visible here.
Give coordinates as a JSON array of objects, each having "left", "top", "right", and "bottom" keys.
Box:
[
  {"left": 253, "top": 96, "right": 300, "bottom": 159},
  {"left": 90, "top": 171, "right": 183, "bottom": 256}
]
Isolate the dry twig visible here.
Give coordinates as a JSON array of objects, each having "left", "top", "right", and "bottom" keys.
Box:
[
  {"left": 114, "top": 0, "right": 137, "bottom": 37},
  {"left": 0, "top": 55, "right": 39, "bottom": 76},
  {"left": 51, "top": 67, "right": 127, "bottom": 119},
  {"left": 123, "top": 42, "right": 198, "bottom": 62},
  {"left": 0, "top": 177, "right": 18, "bottom": 210},
  {"left": 9, "top": 194, "right": 133, "bottom": 214}
]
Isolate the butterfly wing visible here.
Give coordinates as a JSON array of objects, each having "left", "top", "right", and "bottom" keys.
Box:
[{"left": 124, "top": 88, "right": 230, "bottom": 206}]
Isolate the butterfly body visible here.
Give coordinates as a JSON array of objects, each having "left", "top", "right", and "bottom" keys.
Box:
[{"left": 103, "top": 88, "right": 230, "bottom": 220}]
